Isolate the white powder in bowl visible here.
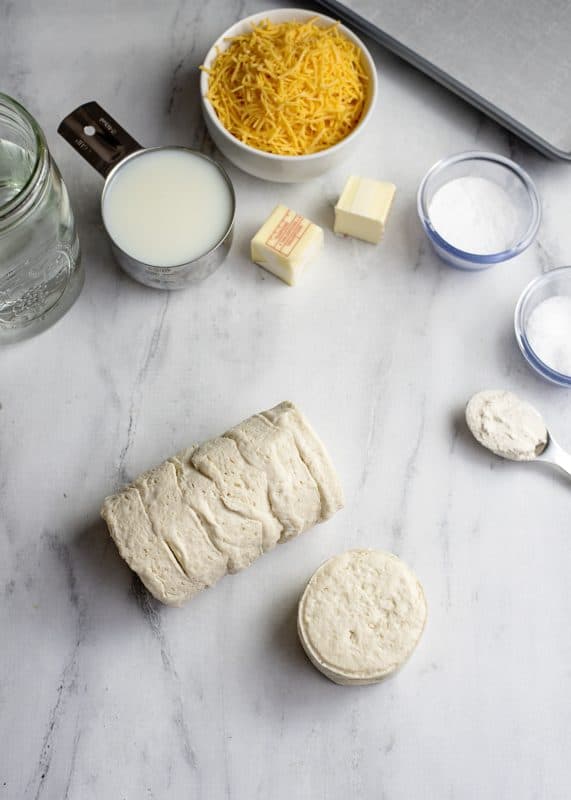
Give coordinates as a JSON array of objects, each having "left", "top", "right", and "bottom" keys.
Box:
[
  {"left": 428, "top": 176, "right": 518, "bottom": 254},
  {"left": 466, "top": 389, "right": 547, "bottom": 461},
  {"left": 526, "top": 295, "right": 571, "bottom": 376}
]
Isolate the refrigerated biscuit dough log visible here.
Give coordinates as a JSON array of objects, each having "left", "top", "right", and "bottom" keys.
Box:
[
  {"left": 224, "top": 413, "right": 321, "bottom": 540},
  {"left": 171, "top": 448, "right": 264, "bottom": 573},
  {"left": 101, "top": 402, "right": 344, "bottom": 606},
  {"left": 261, "top": 401, "right": 344, "bottom": 520},
  {"left": 101, "top": 488, "right": 204, "bottom": 606}
]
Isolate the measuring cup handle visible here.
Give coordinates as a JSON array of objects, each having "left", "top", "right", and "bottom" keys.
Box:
[{"left": 57, "top": 101, "right": 143, "bottom": 178}]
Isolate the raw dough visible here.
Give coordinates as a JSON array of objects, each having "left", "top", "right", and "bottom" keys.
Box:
[
  {"left": 134, "top": 461, "right": 227, "bottom": 587},
  {"left": 101, "top": 402, "right": 344, "bottom": 606},
  {"left": 298, "top": 549, "right": 427, "bottom": 685},
  {"left": 262, "top": 401, "right": 344, "bottom": 520},
  {"left": 190, "top": 436, "right": 282, "bottom": 552},
  {"left": 101, "top": 487, "right": 203, "bottom": 606},
  {"left": 225, "top": 413, "right": 321, "bottom": 540},
  {"left": 171, "top": 448, "right": 264, "bottom": 573}
]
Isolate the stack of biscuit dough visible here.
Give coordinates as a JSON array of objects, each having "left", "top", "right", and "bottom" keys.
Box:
[
  {"left": 101, "top": 402, "right": 344, "bottom": 606},
  {"left": 298, "top": 550, "right": 427, "bottom": 684}
]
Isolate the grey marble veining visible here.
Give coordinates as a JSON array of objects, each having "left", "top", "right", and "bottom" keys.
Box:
[{"left": 2, "top": 0, "right": 571, "bottom": 798}]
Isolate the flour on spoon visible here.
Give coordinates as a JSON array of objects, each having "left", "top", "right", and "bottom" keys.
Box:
[{"left": 465, "top": 390, "right": 548, "bottom": 461}]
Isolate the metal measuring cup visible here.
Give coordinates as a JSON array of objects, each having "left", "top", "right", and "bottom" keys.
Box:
[{"left": 58, "top": 102, "right": 235, "bottom": 290}]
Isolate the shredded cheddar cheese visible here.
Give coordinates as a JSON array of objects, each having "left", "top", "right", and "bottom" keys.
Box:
[{"left": 201, "top": 19, "right": 369, "bottom": 156}]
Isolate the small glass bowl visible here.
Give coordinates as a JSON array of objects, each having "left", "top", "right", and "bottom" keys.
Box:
[
  {"left": 514, "top": 266, "right": 571, "bottom": 387},
  {"left": 417, "top": 151, "right": 541, "bottom": 270}
]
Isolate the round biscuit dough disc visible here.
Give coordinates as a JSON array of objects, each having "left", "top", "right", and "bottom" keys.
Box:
[{"left": 298, "top": 549, "right": 427, "bottom": 685}]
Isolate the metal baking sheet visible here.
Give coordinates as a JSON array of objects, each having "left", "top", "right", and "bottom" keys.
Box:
[{"left": 315, "top": 0, "right": 571, "bottom": 161}]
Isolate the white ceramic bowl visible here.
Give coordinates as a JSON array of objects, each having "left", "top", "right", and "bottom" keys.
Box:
[{"left": 200, "top": 8, "right": 378, "bottom": 183}]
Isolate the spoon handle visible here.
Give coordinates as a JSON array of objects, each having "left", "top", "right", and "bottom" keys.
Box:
[{"left": 543, "top": 436, "right": 571, "bottom": 478}]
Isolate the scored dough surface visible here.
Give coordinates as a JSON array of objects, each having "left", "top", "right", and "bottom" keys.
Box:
[
  {"left": 101, "top": 487, "right": 203, "bottom": 606},
  {"left": 100, "top": 402, "right": 344, "bottom": 606},
  {"left": 171, "top": 448, "right": 264, "bottom": 573},
  {"left": 134, "top": 460, "right": 228, "bottom": 588},
  {"left": 261, "top": 401, "right": 344, "bottom": 521},
  {"left": 225, "top": 413, "right": 321, "bottom": 540},
  {"left": 298, "top": 549, "right": 426, "bottom": 685},
  {"left": 190, "top": 436, "right": 283, "bottom": 552}
]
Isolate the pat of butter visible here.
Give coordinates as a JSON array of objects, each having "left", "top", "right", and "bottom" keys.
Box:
[
  {"left": 251, "top": 205, "right": 324, "bottom": 286},
  {"left": 334, "top": 176, "right": 396, "bottom": 244}
]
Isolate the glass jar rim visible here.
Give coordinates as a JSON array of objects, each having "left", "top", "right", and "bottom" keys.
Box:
[{"left": 0, "top": 92, "right": 47, "bottom": 220}]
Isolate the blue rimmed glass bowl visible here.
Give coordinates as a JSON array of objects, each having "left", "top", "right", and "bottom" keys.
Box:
[
  {"left": 514, "top": 266, "right": 571, "bottom": 387},
  {"left": 417, "top": 151, "right": 541, "bottom": 270}
]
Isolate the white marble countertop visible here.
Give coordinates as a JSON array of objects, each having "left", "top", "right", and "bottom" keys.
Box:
[{"left": 2, "top": 1, "right": 571, "bottom": 798}]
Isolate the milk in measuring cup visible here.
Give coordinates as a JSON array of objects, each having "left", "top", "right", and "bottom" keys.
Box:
[{"left": 101, "top": 148, "right": 234, "bottom": 267}]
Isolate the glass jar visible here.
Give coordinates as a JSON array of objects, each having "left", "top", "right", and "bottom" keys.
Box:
[{"left": 0, "top": 93, "right": 83, "bottom": 343}]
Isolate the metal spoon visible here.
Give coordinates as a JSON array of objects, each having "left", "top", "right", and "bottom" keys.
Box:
[
  {"left": 534, "top": 431, "right": 571, "bottom": 478},
  {"left": 465, "top": 389, "right": 571, "bottom": 478}
]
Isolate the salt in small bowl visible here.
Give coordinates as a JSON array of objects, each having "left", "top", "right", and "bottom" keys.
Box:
[{"left": 514, "top": 266, "right": 571, "bottom": 387}]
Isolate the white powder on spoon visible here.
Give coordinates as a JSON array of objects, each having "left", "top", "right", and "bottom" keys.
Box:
[
  {"left": 526, "top": 295, "right": 571, "bottom": 376},
  {"left": 429, "top": 176, "right": 518, "bottom": 254},
  {"left": 465, "top": 389, "right": 548, "bottom": 461}
]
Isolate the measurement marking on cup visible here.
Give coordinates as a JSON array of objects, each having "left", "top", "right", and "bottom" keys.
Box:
[{"left": 98, "top": 116, "right": 117, "bottom": 135}]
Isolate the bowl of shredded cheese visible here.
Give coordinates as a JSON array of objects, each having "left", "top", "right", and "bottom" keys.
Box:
[{"left": 200, "top": 9, "right": 377, "bottom": 182}]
